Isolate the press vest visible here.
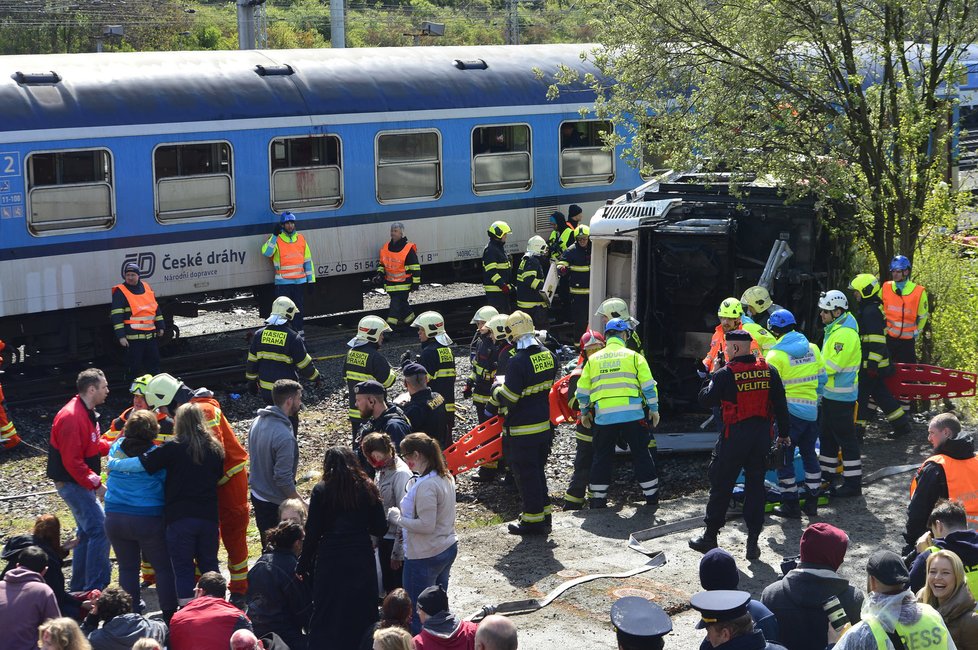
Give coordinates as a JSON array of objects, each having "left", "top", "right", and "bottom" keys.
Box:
[
  {"left": 114, "top": 283, "right": 158, "bottom": 335},
  {"left": 766, "top": 343, "right": 822, "bottom": 421},
  {"left": 380, "top": 240, "right": 417, "bottom": 286},
  {"left": 882, "top": 281, "right": 926, "bottom": 339},
  {"left": 720, "top": 358, "right": 773, "bottom": 437},
  {"left": 276, "top": 234, "right": 309, "bottom": 281},
  {"left": 911, "top": 454, "right": 978, "bottom": 528},
  {"left": 864, "top": 604, "right": 949, "bottom": 650}
]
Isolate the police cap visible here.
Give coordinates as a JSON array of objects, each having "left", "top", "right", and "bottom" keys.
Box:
[
  {"left": 724, "top": 330, "right": 753, "bottom": 342},
  {"left": 611, "top": 596, "right": 672, "bottom": 648},
  {"left": 690, "top": 590, "right": 751, "bottom": 629},
  {"left": 402, "top": 362, "right": 429, "bottom": 378},
  {"left": 354, "top": 380, "right": 386, "bottom": 396}
]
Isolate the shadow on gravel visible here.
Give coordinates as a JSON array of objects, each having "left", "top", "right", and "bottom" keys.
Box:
[
  {"left": 492, "top": 534, "right": 564, "bottom": 589},
  {"left": 575, "top": 506, "right": 660, "bottom": 541}
]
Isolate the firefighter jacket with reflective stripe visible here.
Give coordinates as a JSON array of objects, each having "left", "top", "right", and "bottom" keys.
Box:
[
  {"left": 557, "top": 242, "right": 591, "bottom": 295},
  {"left": 855, "top": 297, "right": 894, "bottom": 374},
  {"left": 864, "top": 603, "right": 949, "bottom": 650},
  {"left": 418, "top": 340, "right": 456, "bottom": 414},
  {"left": 740, "top": 314, "right": 777, "bottom": 352},
  {"left": 481, "top": 238, "right": 511, "bottom": 292},
  {"left": 766, "top": 331, "right": 825, "bottom": 422},
  {"left": 489, "top": 343, "right": 556, "bottom": 435},
  {"left": 469, "top": 333, "right": 500, "bottom": 405},
  {"left": 378, "top": 237, "right": 421, "bottom": 292},
  {"left": 111, "top": 282, "right": 162, "bottom": 340},
  {"left": 698, "top": 355, "right": 789, "bottom": 439},
  {"left": 821, "top": 312, "right": 861, "bottom": 403},
  {"left": 245, "top": 323, "right": 320, "bottom": 393},
  {"left": 262, "top": 232, "right": 315, "bottom": 284},
  {"left": 191, "top": 396, "right": 248, "bottom": 486},
  {"left": 559, "top": 224, "right": 579, "bottom": 251},
  {"left": 576, "top": 336, "right": 658, "bottom": 426},
  {"left": 344, "top": 343, "right": 396, "bottom": 419},
  {"left": 515, "top": 254, "right": 548, "bottom": 309},
  {"left": 911, "top": 454, "right": 978, "bottom": 529},
  {"left": 703, "top": 324, "right": 760, "bottom": 373},
  {"left": 497, "top": 343, "right": 517, "bottom": 376},
  {"left": 882, "top": 280, "right": 929, "bottom": 340},
  {"left": 103, "top": 406, "right": 174, "bottom": 445}
]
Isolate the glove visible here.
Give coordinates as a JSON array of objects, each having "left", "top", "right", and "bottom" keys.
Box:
[
  {"left": 579, "top": 410, "right": 593, "bottom": 428},
  {"left": 400, "top": 351, "right": 414, "bottom": 366},
  {"left": 386, "top": 507, "right": 402, "bottom": 525},
  {"left": 696, "top": 360, "right": 709, "bottom": 379},
  {"left": 274, "top": 225, "right": 282, "bottom": 237},
  {"left": 557, "top": 265, "right": 570, "bottom": 277},
  {"left": 500, "top": 284, "right": 511, "bottom": 294},
  {"left": 248, "top": 381, "right": 259, "bottom": 395},
  {"left": 649, "top": 411, "right": 660, "bottom": 428},
  {"left": 462, "top": 382, "right": 473, "bottom": 399}
]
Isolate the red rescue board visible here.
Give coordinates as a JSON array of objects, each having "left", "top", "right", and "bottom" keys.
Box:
[
  {"left": 549, "top": 375, "right": 578, "bottom": 425},
  {"left": 884, "top": 363, "right": 977, "bottom": 400},
  {"left": 444, "top": 416, "right": 504, "bottom": 476}
]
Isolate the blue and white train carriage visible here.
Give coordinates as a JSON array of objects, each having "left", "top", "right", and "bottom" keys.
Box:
[{"left": 0, "top": 44, "right": 644, "bottom": 363}]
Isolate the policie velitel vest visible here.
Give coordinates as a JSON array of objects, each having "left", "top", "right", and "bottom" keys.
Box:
[
  {"left": 864, "top": 604, "right": 949, "bottom": 650},
  {"left": 720, "top": 358, "right": 774, "bottom": 438},
  {"left": 911, "top": 454, "right": 978, "bottom": 529},
  {"left": 113, "top": 283, "right": 159, "bottom": 340}
]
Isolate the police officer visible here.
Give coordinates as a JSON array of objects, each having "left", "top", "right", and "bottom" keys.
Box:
[
  {"left": 611, "top": 596, "right": 672, "bottom": 650},
  {"left": 401, "top": 362, "right": 450, "bottom": 450},
  {"left": 353, "top": 380, "right": 412, "bottom": 459},
  {"left": 261, "top": 212, "right": 315, "bottom": 335},
  {"left": 562, "top": 329, "right": 605, "bottom": 509},
  {"left": 0, "top": 338, "right": 20, "bottom": 450},
  {"left": 345, "top": 315, "right": 397, "bottom": 441},
  {"left": 691, "top": 591, "right": 786, "bottom": 650},
  {"left": 515, "top": 235, "right": 550, "bottom": 328},
  {"left": 111, "top": 262, "right": 164, "bottom": 379},
  {"left": 595, "top": 297, "right": 645, "bottom": 357},
  {"left": 765, "top": 310, "right": 825, "bottom": 519},
  {"left": 557, "top": 224, "right": 592, "bottom": 337},
  {"left": 577, "top": 318, "right": 660, "bottom": 509},
  {"left": 882, "top": 254, "right": 929, "bottom": 364},
  {"left": 245, "top": 296, "right": 320, "bottom": 435},
  {"left": 404, "top": 311, "right": 457, "bottom": 439},
  {"left": 471, "top": 313, "right": 512, "bottom": 484},
  {"left": 849, "top": 274, "right": 912, "bottom": 439},
  {"left": 690, "top": 330, "right": 789, "bottom": 560},
  {"left": 738, "top": 287, "right": 778, "bottom": 352},
  {"left": 487, "top": 311, "right": 557, "bottom": 535},
  {"left": 482, "top": 221, "right": 513, "bottom": 312},
  {"left": 817, "top": 289, "right": 863, "bottom": 498},
  {"left": 376, "top": 222, "right": 422, "bottom": 331}
]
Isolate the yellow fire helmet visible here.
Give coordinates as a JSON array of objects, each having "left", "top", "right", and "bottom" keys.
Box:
[
  {"left": 488, "top": 220, "right": 512, "bottom": 239},
  {"left": 270, "top": 296, "right": 299, "bottom": 320},
  {"left": 848, "top": 273, "right": 881, "bottom": 299},
  {"left": 740, "top": 286, "right": 772, "bottom": 313},
  {"left": 504, "top": 310, "right": 535, "bottom": 341},
  {"left": 487, "top": 314, "right": 509, "bottom": 342},
  {"left": 129, "top": 374, "right": 154, "bottom": 396}
]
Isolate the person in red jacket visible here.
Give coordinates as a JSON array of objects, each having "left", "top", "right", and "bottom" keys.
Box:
[
  {"left": 413, "top": 585, "right": 477, "bottom": 650},
  {"left": 168, "top": 572, "right": 253, "bottom": 650},
  {"left": 46, "top": 367, "right": 111, "bottom": 592}
]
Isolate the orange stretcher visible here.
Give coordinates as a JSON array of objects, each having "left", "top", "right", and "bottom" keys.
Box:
[
  {"left": 444, "top": 416, "right": 504, "bottom": 476},
  {"left": 884, "top": 363, "right": 977, "bottom": 400},
  {"left": 548, "top": 375, "right": 577, "bottom": 426}
]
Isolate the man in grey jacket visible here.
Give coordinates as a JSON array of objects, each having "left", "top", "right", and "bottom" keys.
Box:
[{"left": 249, "top": 380, "right": 304, "bottom": 549}]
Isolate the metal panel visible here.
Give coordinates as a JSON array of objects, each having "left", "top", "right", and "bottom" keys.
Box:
[
  {"left": 377, "top": 163, "right": 439, "bottom": 201},
  {"left": 157, "top": 175, "right": 232, "bottom": 221},
  {"left": 28, "top": 184, "right": 113, "bottom": 232}
]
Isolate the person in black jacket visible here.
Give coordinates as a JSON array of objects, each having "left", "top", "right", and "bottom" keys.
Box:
[
  {"left": 908, "top": 499, "right": 978, "bottom": 593},
  {"left": 402, "top": 363, "right": 450, "bottom": 450},
  {"left": 482, "top": 221, "right": 513, "bottom": 312},
  {"left": 345, "top": 316, "right": 397, "bottom": 441},
  {"left": 246, "top": 521, "right": 311, "bottom": 650},
  {"left": 353, "top": 381, "right": 413, "bottom": 473},
  {"left": 406, "top": 311, "right": 457, "bottom": 439},
  {"left": 557, "top": 225, "right": 592, "bottom": 338}
]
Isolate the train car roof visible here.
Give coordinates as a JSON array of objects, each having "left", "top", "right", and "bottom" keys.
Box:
[{"left": 0, "top": 44, "right": 604, "bottom": 134}]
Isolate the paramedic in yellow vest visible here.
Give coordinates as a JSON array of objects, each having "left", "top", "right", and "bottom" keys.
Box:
[
  {"left": 375, "top": 222, "right": 422, "bottom": 331},
  {"left": 111, "top": 262, "right": 164, "bottom": 380},
  {"left": 261, "top": 211, "right": 315, "bottom": 336},
  {"left": 882, "top": 255, "right": 929, "bottom": 364}
]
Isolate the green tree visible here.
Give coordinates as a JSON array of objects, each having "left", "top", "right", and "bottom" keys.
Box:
[{"left": 568, "top": 0, "right": 978, "bottom": 274}]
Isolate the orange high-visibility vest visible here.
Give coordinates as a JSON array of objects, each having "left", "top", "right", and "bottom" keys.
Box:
[
  {"left": 191, "top": 397, "right": 248, "bottom": 486},
  {"left": 276, "top": 235, "right": 308, "bottom": 281},
  {"left": 702, "top": 324, "right": 760, "bottom": 372},
  {"left": 911, "top": 454, "right": 978, "bottom": 528},
  {"left": 380, "top": 241, "right": 417, "bottom": 283},
  {"left": 114, "top": 283, "right": 158, "bottom": 332},
  {"left": 881, "top": 281, "right": 925, "bottom": 339}
]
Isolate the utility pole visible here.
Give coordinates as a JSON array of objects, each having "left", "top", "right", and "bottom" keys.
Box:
[
  {"left": 330, "top": 0, "right": 345, "bottom": 48},
  {"left": 506, "top": 0, "right": 520, "bottom": 45},
  {"left": 237, "top": 0, "right": 267, "bottom": 50}
]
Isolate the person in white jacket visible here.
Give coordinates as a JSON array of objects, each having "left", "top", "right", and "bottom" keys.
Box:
[{"left": 361, "top": 432, "right": 413, "bottom": 594}]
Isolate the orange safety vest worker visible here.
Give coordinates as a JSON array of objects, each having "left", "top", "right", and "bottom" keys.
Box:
[
  {"left": 112, "top": 283, "right": 160, "bottom": 339},
  {"left": 276, "top": 236, "right": 310, "bottom": 282},
  {"left": 881, "top": 281, "right": 927, "bottom": 340},
  {"left": 703, "top": 324, "right": 761, "bottom": 373},
  {"left": 379, "top": 241, "right": 419, "bottom": 291},
  {"left": 911, "top": 454, "right": 978, "bottom": 529}
]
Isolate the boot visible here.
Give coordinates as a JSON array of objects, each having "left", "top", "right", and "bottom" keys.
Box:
[
  {"left": 589, "top": 498, "right": 608, "bottom": 509},
  {"left": 772, "top": 500, "right": 801, "bottom": 519},
  {"left": 562, "top": 496, "right": 585, "bottom": 510},
  {"left": 745, "top": 534, "right": 761, "bottom": 561},
  {"left": 832, "top": 479, "right": 862, "bottom": 498},
  {"left": 508, "top": 519, "right": 549, "bottom": 536},
  {"left": 645, "top": 494, "right": 659, "bottom": 513},
  {"left": 689, "top": 529, "right": 719, "bottom": 554},
  {"left": 470, "top": 466, "right": 498, "bottom": 483},
  {"left": 889, "top": 416, "right": 912, "bottom": 439},
  {"left": 802, "top": 492, "right": 819, "bottom": 517}
]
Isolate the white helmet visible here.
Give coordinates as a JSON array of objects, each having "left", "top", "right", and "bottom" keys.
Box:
[
  {"left": 486, "top": 314, "right": 509, "bottom": 342},
  {"left": 356, "top": 315, "right": 391, "bottom": 343},
  {"left": 470, "top": 305, "right": 499, "bottom": 325},
  {"left": 411, "top": 311, "right": 446, "bottom": 336},
  {"left": 526, "top": 235, "right": 548, "bottom": 256},
  {"left": 595, "top": 297, "right": 630, "bottom": 320},
  {"left": 505, "top": 310, "right": 535, "bottom": 341},
  {"left": 818, "top": 289, "right": 849, "bottom": 311},
  {"left": 270, "top": 296, "right": 299, "bottom": 320}
]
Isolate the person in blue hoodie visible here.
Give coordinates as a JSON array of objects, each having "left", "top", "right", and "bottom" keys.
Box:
[
  {"left": 765, "top": 309, "right": 826, "bottom": 519},
  {"left": 103, "top": 410, "right": 177, "bottom": 622}
]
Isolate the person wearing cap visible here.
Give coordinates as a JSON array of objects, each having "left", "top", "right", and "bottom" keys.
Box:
[
  {"left": 690, "top": 330, "right": 789, "bottom": 560},
  {"left": 486, "top": 311, "right": 557, "bottom": 535},
  {"left": 515, "top": 235, "right": 551, "bottom": 329},
  {"left": 111, "top": 261, "right": 164, "bottom": 379},
  {"left": 557, "top": 224, "right": 592, "bottom": 337},
  {"left": 831, "top": 550, "right": 951, "bottom": 650},
  {"left": 0, "top": 338, "right": 20, "bottom": 451},
  {"left": 611, "top": 596, "right": 672, "bottom": 650},
  {"left": 881, "top": 255, "right": 929, "bottom": 365},
  {"left": 595, "top": 297, "right": 646, "bottom": 357},
  {"left": 699, "top": 548, "right": 780, "bottom": 646},
  {"left": 691, "top": 590, "right": 787, "bottom": 650},
  {"left": 760, "top": 523, "right": 863, "bottom": 650},
  {"left": 765, "top": 309, "right": 826, "bottom": 519},
  {"left": 402, "top": 363, "right": 451, "bottom": 451},
  {"left": 475, "top": 615, "right": 518, "bottom": 650},
  {"left": 354, "top": 380, "right": 412, "bottom": 464},
  {"left": 562, "top": 204, "right": 584, "bottom": 246},
  {"left": 848, "top": 274, "right": 912, "bottom": 439},
  {"left": 482, "top": 221, "right": 514, "bottom": 312},
  {"left": 261, "top": 211, "right": 316, "bottom": 335},
  {"left": 562, "top": 329, "right": 606, "bottom": 509},
  {"left": 576, "top": 318, "right": 660, "bottom": 510},
  {"left": 346, "top": 316, "right": 398, "bottom": 441},
  {"left": 411, "top": 584, "right": 477, "bottom": 650},
  {"left": 405, "top": 311, "right": 457, "bottom": 440},
  {"left": 376, "top": 222, "right": 422, "bottom": 331}
]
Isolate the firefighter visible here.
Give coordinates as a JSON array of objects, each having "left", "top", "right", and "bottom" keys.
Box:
[
  {"left": 401, "top": 362, "right": 450, "bottom": 450},
  {"left": 111, "top": 262, "right": 164, "bottom": 379},
  {"left": 471, "top": 313, "right": 512, "bottom": 484},
  {"left": 345, "top": 316, "right": 397, "bottom": 441},
  {"left": 738, "top": 286, "right": 778, "bottom": 352},
  {"left": 689, "top": 330, "right": 789, "bottom": 560},
  {"left": 403, "top": 311, "right": 457, "bottom": 439},
  {"left": 102, "top": 374, "right": 174, "bottom": 446},
  {"left": 562, "top": 329, "right": 606, "bottom": 509},
  {"left": 375, "top": 222, "right": 422, "bottom": 331},
  {"left": 0, "top": 338, "right": 20, "bottom": 450},
  {"left": 515, "top": 235, "right": 550, "bottom": 329},
  {"left": 489, "top": 313, "right": 518, "bottom": 377},
  {"left": 882, "top": 254, "right": 929, "bottom": 364},
  {"left": 546, "top": 211, "right": 570, "bottom": 261},
  {"left": 765, "top": 309, "right": 825, "bottom": 519},
  {"left": 595, "top": 297, "right": 645, "bottom": 357},
  {"left": 817, "top": 289, "right": 863, "bottom": 498},
  {"left": 848, "top": 273, "right": 912, "bottom": 438},
  {"left": 245, "top": 296, "right": 320, "bottom": 436},
  {"left": 261, "top": 211, "right": 315, "bottom": 335},
  {"left": 702, "top": 298, "right": 763, "bottom": 375},
  {"left": 464, "top": 307, "right": 501, "bottom": 423},
  {"left": 557, "top": 225, "right": 592, "bottom": 338},
  {"left": 487, "top": 311, "right": 557, "bottom": 535},
  {"left": 482, "top": 221, "right": 513, "bottom": 312},
  {"left": 561, "top": 204, "right": 584, "bottom": 250},
  {"left": 577, "top": 319, "right": 660, "bottom": 510},
  {"left": 143, "top": 373, "right": 250, "bottom": 604}
]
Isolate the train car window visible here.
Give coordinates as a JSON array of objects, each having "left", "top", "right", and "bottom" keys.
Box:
[
  {"left": 26, "top": 148, "right": 114, "bottom": 235},
  {"left": 471, "top": 124, "right": 532, "bottom": 194},
  {"left": 270, "top": 135, "right": 343, "bottom": 211},
  {"left": 559, "top": 120, "right": 615, "bottom": 186},
  {"left": 154, "top": 142, "right": 233, "bottom": 222},
  {"left": 376, "top": 130, "right": 442, "bottom": 203}
]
